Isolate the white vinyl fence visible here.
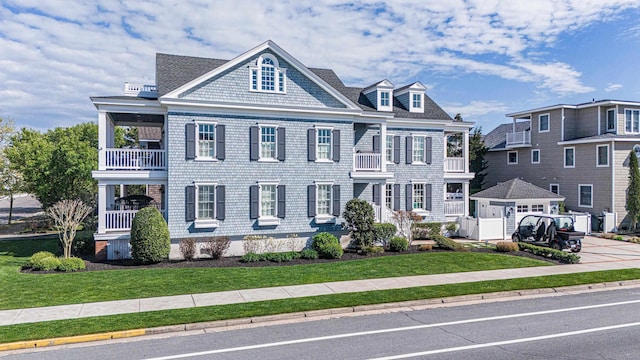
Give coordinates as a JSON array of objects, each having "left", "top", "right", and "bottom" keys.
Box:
[{"left": 458, "top": 216, "right": 508, "bottom": 240}]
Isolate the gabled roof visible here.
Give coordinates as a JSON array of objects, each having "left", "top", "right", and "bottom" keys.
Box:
[
  {"left": 484, "top": 121, "right": 530, "bottom": 150},
  {"left": 156, "top": 54, "right": 227, "bottom": 96},
  {"left": 471, "top": 178, "right": 564, "bottom": 201},
  {"left": 395, "top": 82, "right": 427, "bottom": 95}
]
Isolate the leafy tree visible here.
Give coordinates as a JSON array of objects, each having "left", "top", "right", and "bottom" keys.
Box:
[
  {"left": 454, "top": 113, "right": 463, "bottom": 122},
  {"left": 626, "top": 150, "right": 640, "bottom": 230},
  {"left": 5, "top": 123, "right": 99, "bottom": 208},
  {"left": 0, "top": 116, "right": 14, "bottom": 148},
  {"left": 47, "top": 199, "right": 92, "bottom": 258},
  {"left": 469, "top": 127, "right": 488, "bottom": 194},
  {"left": 342, "top": 198, "right": 375, "bottom": 249}
]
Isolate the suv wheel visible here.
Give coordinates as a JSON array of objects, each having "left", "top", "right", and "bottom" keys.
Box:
[
  {"left": 550, "top": 241, "right": 562, "bottom": 251},
  {"left": 512, "top": 234, "right": 520, "bottom": 242}
]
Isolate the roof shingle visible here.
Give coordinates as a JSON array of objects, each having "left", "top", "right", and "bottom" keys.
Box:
[{"left": 471, "top": 178, "right": 564, "bottom": 200}]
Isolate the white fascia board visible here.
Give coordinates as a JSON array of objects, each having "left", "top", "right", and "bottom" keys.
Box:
[
  {"left": 387, "top": 118, "right": 448, "bottom": 129},
  {"left": 164, "top": 102, "right": 360, "bottom": 122},
  {"left": 469, "top": 196, "right": 565, "bottom": 202},
  {"left": 557, "top": 137, "right": 619, "bottom": 145},
  {"left": 91, "top": 98, "right": 163, "bottom": 110},
  {"left": 444, "top": 122, "right": 475, "bottom": 131},
  {"left": 507, "top": 100, "right": 640, "bottom": 118},
  {"left": 363, "top": 79, "right": 395, "bottom": 94},
  {"left": 506, "top": 104, "right": 576, "bottom": 118},
  {"left": 395, "top": 82, "right": 427, "bottom": 96},
  {"left": 161, "top": 40, "right": 361, "bottom": 110},
  {"left": 93, "top": 103, "right": 167, "bottom": 115}
]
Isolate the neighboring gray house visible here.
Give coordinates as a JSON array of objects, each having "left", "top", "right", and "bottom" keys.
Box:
[
  {"left": 91, "top": 41, "right": 474, "bottom": 260},
  {"left": 484, "top": 100, "right": 640, "bottom": 229}
]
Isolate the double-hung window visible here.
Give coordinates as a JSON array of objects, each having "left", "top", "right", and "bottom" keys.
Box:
[
  {"left": 413, "top": 137, "right": 425, "bottom": 163},
  {"left": 596, "top": 144, "right": 609, "bottom": 167},
  {"left": 261, "top": 126, "right": 276, "bottom": 159},
  {"left": 250, "top": 54, "right": 286, "bottom": 93},
  {"left": 539, "top": 114, "right": 550, "bottom": 132},
  {"left": 531, "top": 149, "right": 540, "bottom": 164},
  {"left": 308, "top": 128, "right": 340, "bottom": 162},
  {"left": 385, "top": 183, "right": 393, "bottom": 210},
  {"left": 412, "top": 93, "right": 422, "bottom": 109},
  {"left": 317, "top": 184, "right": 332, "bottom": 216},
  {"left": 250, "top": 182, "right": 285, "bottom": 225},
  {"left": 625, "top": 109, "right": 640, "bottom": 133},
  {"left": 406, "top": 135, "right": 431, "bottom": 164},
  {"left": 508, "top": 151, "right": 518, "bottom": 165},
  {"left": 186, "top": 122, "right": 225, "bottom": 161},
  {"left": 250, "top": 125, "right": 285, "bottom": 161},
  {"left": 308, "top": 182, "right": 340, "bottom": 222},
  {"left": 579, "top": 184, "right": 593, "bottom": 208},
  {"left": 186, "top": 183, "right": 225, "bottom": 228},
  {"left": 412, "top": 183, "right": 424, "bottom": 210},
  {"left": 380, "top": 91, "right": 390, "bottom": 107},
  {"left": 550, "top": 184, "right": 560, "bottom": 194},
  {"left": 564, "top": 147, "right": 575, "bottom": 168},
  {"left": 386, "top": 135, "right": 394, "bottom": 163}
]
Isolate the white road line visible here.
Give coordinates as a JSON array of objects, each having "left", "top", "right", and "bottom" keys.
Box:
[
  {"left": 141, "top": 299, "right": 640, "bottom": 360},
  {"left": 368, "top": 322, "right": 640, "bottom": 359}
]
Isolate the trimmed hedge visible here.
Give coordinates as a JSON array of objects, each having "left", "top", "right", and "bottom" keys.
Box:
[
  {"left": 517, "top": 243, "right": 581, "bottom": 264},
  {"left": 432, "top": 235, "right": 467, "bottom": 251},
  {"left": 300, "top": 249, "right": 319, "bottom": 260},
  {"left": 130, "top": 207, "right": 170, "bottom": 264},
  {"left": 319, "top": 242, "right": 343, "bottom": 259},
  {"left": 373, "top": 223, "right": 397, "bottom": 245},
  {"left": 28, "top": 251, "right": 56, "bottom": 268},
  {"left": 34, "top": 257, "right": 61, "bottom": 271},
  {"left": 389, "top": 236, "right": 409, "bottom": 252},
  {"left": 312, "top": 232, "right": 343, "bottom": 259},
  {"left": 57, "top": 257, "right": 86, "bottom": 272}
]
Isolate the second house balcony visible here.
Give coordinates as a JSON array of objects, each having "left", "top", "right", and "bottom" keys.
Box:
[
  {"left": 351, "top": 153, "right": 393, "bottom": 181},
  {"left": 506, "top": 130, "right": 531, "bottom": 147},
  {"left": 103, "top": 148, "right": 167, "bottom": 170}
]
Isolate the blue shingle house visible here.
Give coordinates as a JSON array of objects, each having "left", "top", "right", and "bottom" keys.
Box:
[{"left": 91, "top": 41, "right": 474, "bottom": 260}]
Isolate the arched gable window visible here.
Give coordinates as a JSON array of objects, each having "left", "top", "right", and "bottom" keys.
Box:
[{"left": 250, "top": 54, "right": 287, "bottom": 93}]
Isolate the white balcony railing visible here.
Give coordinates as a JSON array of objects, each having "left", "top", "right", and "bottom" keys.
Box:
[
  {"left": 124, "top": 82, "right": 158, "bottom": 97},
  {"left": 353, "top": 153, "right": 381, "bottom": 171},
  {"left": 444, "top": 201, "right": 465, "bottom": 216},
  {"left": 105, "top": 148, "right": 166, "bottom": 170},
  {"left": 506, "top": 130, "right": 531, "bottom": 146},
  {"left": 445, "top": 157, "right": 465, "bottom": 172},
  {"left": 105, "top": 209, "right": 166, "bottom": 231}
]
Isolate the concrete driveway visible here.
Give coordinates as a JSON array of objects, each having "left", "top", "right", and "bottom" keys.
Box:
[{"left": 578, "top": 236, "right": 640, "bottom": 265}]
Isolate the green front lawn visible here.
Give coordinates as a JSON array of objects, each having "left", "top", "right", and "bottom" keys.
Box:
[{"left": 0, "top": 238, "right": 550, "bottom": 310}]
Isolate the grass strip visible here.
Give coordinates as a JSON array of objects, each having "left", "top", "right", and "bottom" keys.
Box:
[
  {"left": 0, "top": 239, "right": 549, "bottom": 310},
  {"left": 2, "top": 269, "right": 640, "bottom": 344}
]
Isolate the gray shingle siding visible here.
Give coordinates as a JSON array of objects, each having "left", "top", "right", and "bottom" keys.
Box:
[{"left": 167, "top": 112, "right": 353, "bottom": 240}]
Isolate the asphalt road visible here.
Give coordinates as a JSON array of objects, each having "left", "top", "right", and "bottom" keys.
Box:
[
  {"left": 0, "top": 194, "right": 42, "bottom": 225},
  {"left": 5, "top": 287, "right": 640, "bottom": 360}
]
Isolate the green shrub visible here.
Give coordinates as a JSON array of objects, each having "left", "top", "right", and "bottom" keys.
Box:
[
  {"left": 613, "top": 235, "right": 624, "bottom": 241},
  {"left": 517, "top": 243, "right": 580, "bottom": 264},
  {"left": 433, "top": 235, "right": 466, "bottom": 251},
  {"left": 130, "top": 207, "right": 170, "bottom": 264},
  {"left": 418, "top": 244, "right": 432, "bottom": 251},
  {"left": 343, "top": 198, "right": 375, "bottom": 249},
  {"left": 32, "top": 256, "right": 61, "bottom": 271},
  {"left": 28, "top": 251, "right": 56, "bottom": 268},
  {"left": 57, "top": 257, "right": 86, "bottom": 272},
  {"left": 72, "top": 231, "right": 95, "bottom": 256},
  {"left": 312, "top": 232, "right": 339, "bottom": 252},
  {"left": 241, "top": 252, "right": 262, "bottom": 263},
  {"left": 362, "top": 246, "right": 385, "bottom": 255},
  {"left": 445, "top": 222, "right": 458, "bottom": 236},
  {"left": 389, "top": 236, "right": 409, "bottom": 252},
  {"left": 319, "top": 242, "right": 343, "bottom": 259},
  {"left": 373, "top": 223, "right": 397, "bottom": 246},
  {"left": 300, "top": 249, "right": 319, "bottom": 260},
  {"left": 496, "top": 241, "right": 519, "bottom": 252}
]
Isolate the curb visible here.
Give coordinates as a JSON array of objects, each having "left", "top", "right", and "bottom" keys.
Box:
[{"left": 3, "top": 279, "right": 640, "bottom": 352}]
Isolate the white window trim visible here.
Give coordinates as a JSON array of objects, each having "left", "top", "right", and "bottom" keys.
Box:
[
  {"left": 507, "top": 151, "right": 518, "bottom": 165},
  {"left": 315, "top": 126, "right": 334, "bottom": 163},
  {"left": 384, "top": 182, "right": 394, "bottom": 210},
  {"left": 377, "top": 90, "right": 392, "bottom": 111},
  {"left": 538, "top": 113, "right": 550, "bottom": 133},
  {"left": 624, "top": 108, "right": 640, "bottom": 134},
  {"left": 578, "top": 184, "right": 593, "bottom": 208},
  {"left": 409, "top": 92, "right": 424, "bottom": 113},
  {"left": 194, "top": 121, "right": 217, "bottom": 162},
  {"left": 531, "top": 204, "right": 544, "bottom": 213},
  {"left": 564, "top": 147, "right": 575, "bottom": 168},
  {"left": 314, "top": 181, "right": 335, "bottom": 223},
  {"left": 606, "top": 108, "right": 616, "bottom": 132},
  {"left": 550, "top": 183, "right": 560, "bottom": 194},
  {"left": 411, "top": 181, "right": 429, "bottom": 216},
  {"left": 531, "top": 149, "right": 540, "bottom": 164},
  {"left": 258, "top": 124, "right": 279, "bottom": 162},
  {"left": 385, "top": 133, "right": 394, "bottom": 164},
  {"left": 412, "top": 135, "right": 427, "bottom": 165},
  {"left": 257, "top": 181, "right": 280, "bottom": 226},
  {"left": 249, "top": 53, "right": 287, "bottom": 94},
  {"left": 596, "top": 144, "right": 609, "bottom": 167},
  {"left": 516, "top": 205, "right": 529, "bottom": 213},
  {"left": 194, "top": 182, "right": 219, "bottom": 229}
]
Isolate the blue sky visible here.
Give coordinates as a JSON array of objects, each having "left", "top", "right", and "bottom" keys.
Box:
[{"left": 2, "top": 1, "right": 640, "bottom": 134}]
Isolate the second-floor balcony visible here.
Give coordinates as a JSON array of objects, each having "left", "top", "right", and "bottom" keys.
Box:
[
  {"left": 353, "top": 153, "right": 381, "bottom": 171},
  {"left": 104, "top": 148, "right": 166, "bottom": 170},
  {"left": 506, "top": 130, "right": 531, "bottom": 147},
  {"left": 445, "top": 157, "right": 465, "bottom": 172}
]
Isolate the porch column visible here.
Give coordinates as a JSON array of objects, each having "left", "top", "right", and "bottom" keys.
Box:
[
  {"left": 464, "top": 182, "right": 470, "bottom": 217},
  {"left": 98, "top": 111, "right": 108, "bottom": 170},
  {"left": 97, "top": 183, "right": 107, "bottom": 234},
  {"left": 380, "top": 123, "right": 387, "bottom": 173},
  {"left": 463, "top": 130, "right": 469, "bottom": 173}
]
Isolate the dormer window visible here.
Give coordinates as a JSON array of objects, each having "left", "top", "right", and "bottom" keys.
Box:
[
  {"left": 250, "top": 54, "right": 286, "bottom": 94},
  {"left": 380, "top": 91, "right": 390, "bottom": 107},
  {"left": 412, "top": 93, "right": 422, "bottom": 109}
]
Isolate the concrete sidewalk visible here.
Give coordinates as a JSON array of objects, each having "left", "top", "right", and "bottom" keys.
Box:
[{"left": 2, "top": 254, "right": 640, "bottom": 327}]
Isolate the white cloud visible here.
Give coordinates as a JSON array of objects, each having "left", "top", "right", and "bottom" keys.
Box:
[
  {"left": 442, "top": 100, "right": 509, "bottom": 121},
  {"left": 605, "top": 83, "right": 623, "bottom": 92},
  {"left": 0, "top": 0, "right": 638, "bottom": 128}
]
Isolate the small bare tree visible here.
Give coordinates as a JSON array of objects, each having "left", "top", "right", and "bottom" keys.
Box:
[
  {"left": 392, "top": 210, "right": 422, "bottom": 245},
  {"left": 47, "top": 199, "right": 92, "bottom": 258}
]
